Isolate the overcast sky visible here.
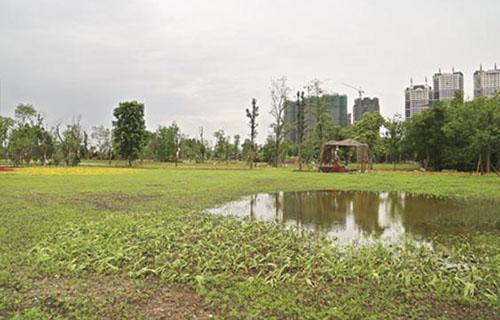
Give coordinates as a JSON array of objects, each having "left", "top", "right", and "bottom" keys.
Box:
[{"left": 1, "top": 0, "right": 499, "bottom": 142}]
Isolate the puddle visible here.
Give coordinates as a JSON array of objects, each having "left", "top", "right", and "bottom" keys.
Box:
[{"left": 207, "top": 190, "right": 499, "bottom": 246}]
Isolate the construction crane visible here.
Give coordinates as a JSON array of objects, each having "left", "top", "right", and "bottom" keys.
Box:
[{"left": 342, "top": 83, "right": 365, "bottom": 101}]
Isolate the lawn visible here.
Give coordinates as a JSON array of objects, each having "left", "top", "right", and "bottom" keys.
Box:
[{"left": 0, "top": 167, "right": 499, "bottom": 319}]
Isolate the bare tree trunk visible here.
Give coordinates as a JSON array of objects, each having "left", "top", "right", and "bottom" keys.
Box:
[
  {"left": 486, "top": 150, "right": 491, "bottom": 174},
  {"left": 250, "top": 144, "right": 254, "bottom": 169},
  {"left": 476, "top": 153, "right": 482, "bottom": 174},
  {"left": 275, "top": 136, "right": 279, "bottom": 168},
  {"left": 298, "top": 145, "right": 303, "bottom": 171}
]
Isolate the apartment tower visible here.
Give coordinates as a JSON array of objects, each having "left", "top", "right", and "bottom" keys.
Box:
[
  {"left": 432, "top": 69, "right": 464, "bottom": 101},
  {"left": 474, "top": 64, "right": 500, "bottom": 98},
  {"left": 405, "top": 79, "right": 432, "bottom": 119}
]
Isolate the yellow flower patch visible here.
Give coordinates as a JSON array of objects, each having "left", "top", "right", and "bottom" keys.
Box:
[{"left": 12, "top": 167, "right": 142, "bottom": 176}]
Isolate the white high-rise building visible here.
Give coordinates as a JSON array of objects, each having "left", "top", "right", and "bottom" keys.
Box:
[
  {"left": 405, "top": 79, "right": 432, "bottom": 119},
  {"left": 474, "top": 64, "right": 500, "bottom": 98},
  {"left": 433, "top": 69, "right": 464, "bottom": 101}
]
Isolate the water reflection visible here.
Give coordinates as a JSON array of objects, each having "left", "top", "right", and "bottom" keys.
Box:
[{"left": 207, "top": 190, "right": 497, "bottom": 245}]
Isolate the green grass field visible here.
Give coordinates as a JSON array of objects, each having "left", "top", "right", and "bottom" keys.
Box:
[{"left": 1, "top": 167, "right": 499, "bottom": 319}]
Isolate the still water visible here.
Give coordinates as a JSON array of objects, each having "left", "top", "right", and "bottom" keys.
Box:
[{"left": 207, "top": 190, "right": 498, "bottom": 245}]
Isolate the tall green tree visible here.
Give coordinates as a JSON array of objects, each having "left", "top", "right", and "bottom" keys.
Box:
[
  {"left": 112, "top": 101, "right": 146, "bottom": 166},
  {"left": 352, "top": 111, "right": 386, "bottom": 163},
  {"left": 403, "top": 103, "right": 448, "bottom": 170},
  {"left": 213, "top": 129, "right": 230, "bottom": 161},
  {"left": 153, "top": 123, "right": 180, "bottom": 162},
  {"left": 384, "top": 114, "right": 404, "bottom": 168},
  {"left": 8, "top": 104, "right": 46, "bottom": 164},
  {"left": 245, "top": 98, "right": 259, "bottom": 168},
  {"left": 470, "top": 96, "right": 500, "bottom": 173},
  {"left": 443, "top": 95, "right": 500, "bottom": 173}
]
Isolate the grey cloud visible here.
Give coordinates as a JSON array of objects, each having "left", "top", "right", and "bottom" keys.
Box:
[{"left": 1, "top": 0, "right": 499, "bottom": 142}]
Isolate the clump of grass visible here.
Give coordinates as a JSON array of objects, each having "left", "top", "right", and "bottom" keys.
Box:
[{"left": 30, "top": 212, "right": 499, "bottom": 318}]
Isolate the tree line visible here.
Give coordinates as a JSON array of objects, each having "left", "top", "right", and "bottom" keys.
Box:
[{"left": 0, "top": 80, "right": 498, "bottom": 172}]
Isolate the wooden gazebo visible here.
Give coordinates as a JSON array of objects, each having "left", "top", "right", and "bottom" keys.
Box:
[{"left": 319, "top": 139, "right": 370, "bottom": 173}]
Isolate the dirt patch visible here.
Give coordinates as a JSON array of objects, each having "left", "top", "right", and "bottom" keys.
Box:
[
  {"left": 396, "top": 293, "right": 500, "bottom": 320},
  {"left": 424, "top": 298, "right": 499, "bottom": 320},
  {"left": 70, "top": 192, "right": 161, "bottom": 213},
  {"left": 143, "top": 286, "right": 212, "bottom": 320},
  {"left": 9, "top": 274, "right": 213, "bottom": 319}
]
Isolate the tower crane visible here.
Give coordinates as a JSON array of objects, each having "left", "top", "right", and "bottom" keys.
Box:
[{"left": 342, "top": 83, "right": 365, "bottom": 101}]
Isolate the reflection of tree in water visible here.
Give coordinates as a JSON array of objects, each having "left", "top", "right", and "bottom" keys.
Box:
[
  {"left": 350, "top": 191, "right": 385, "bottom": 236},
  {"left": 279, "top": 191, "right": 366, "bottom": 233},
  {"left": 249, "top": 194, "right": 257, "bottom": 221},
  {"left": 398, "top": 195, "right": 467, "bottom": 236},
  {"left": 278, "top": 191, "right": 409, "bottom": 237},
  {"left": 281, "top": 191, "right": 350, "bottom": 232},
  {"left": 225, "top": 190, "right": 487, "bottom": 243}
]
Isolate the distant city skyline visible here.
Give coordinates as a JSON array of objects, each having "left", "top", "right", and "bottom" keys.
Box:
[
  {"left": 405, "top": 65, "right": 499, "bottom": 118},
  {"left": 1, "top": 0, "right": 499, "bottom": 142}
]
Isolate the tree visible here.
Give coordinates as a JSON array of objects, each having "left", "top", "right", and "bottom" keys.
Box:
[
  {"left": 232, "top": 134, "right": 241, "bottom": 160},
  {"left": 180, "top": 136, "right": 206, "bottom": 162},
  {"left": 470, "top": 96, "right": 500, "bottom": 173},
  {"left": 152, "top": 123, "right": 180, "bottom": 162},
  {"left": 39, "top": 128, "right": 55, "bottom": 165},
  {"left": 443, "top": 95, "right": 500, "bottom": 173},
  {"left": 90, "top": 126, "right": 113, "bottom": 163},
  {"left": 306, "top": 80, "right": 333, "bottom": 160},
  {"left": 295, "top": 91, "right": 306, "bottom": 170},
  {"left": 245, "top": 98, "right": 259, "bottom": 168},
  {"left": 269, "top": 77, "right": 290, "bottom": 167},
  {"left": 112, "top": 101, "right": 146, "bottom": 166},
  {"left": 81, "top": 131, "right": 90, "bottom": 160},
  {"left": 241, "top": 138, "right": 254, "bottom": 164},
  {"left": 8, "top": 104, "right": 46, "bottom": 164},
  {"left": 213, "top": 129, "right": 230, "bottom": 161},
  {"left": 0, "top": 116, "right": 14, "bottom": 159},
  {"left": 56, "top": 119, "right": 84, "bottom": 166},
  {"left": 260, "top": 135, "right": 276, "bottom": 164},
  {"left": 352, "top": 111, "right": 386, "bottom": 164},
  {"left": 199, "top": 127, "right": 207, "bottom": 162},
  {"left": 403, "top": 103, "right": 448, "bottom": 170},
  {"left": 384, "top": 114, "right": 404, "bottom": 169},
  {"left": 14, "top": 104, "right": 38, "bottom": 125}
]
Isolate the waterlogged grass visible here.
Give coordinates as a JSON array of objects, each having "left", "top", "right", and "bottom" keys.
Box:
[{"left": 0, "top": 168, "right": 499, "bottom": 319}]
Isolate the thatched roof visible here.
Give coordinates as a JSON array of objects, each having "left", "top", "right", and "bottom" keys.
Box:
[{"left": 323, "top": 139, "right": 367, "bottom": 147}]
